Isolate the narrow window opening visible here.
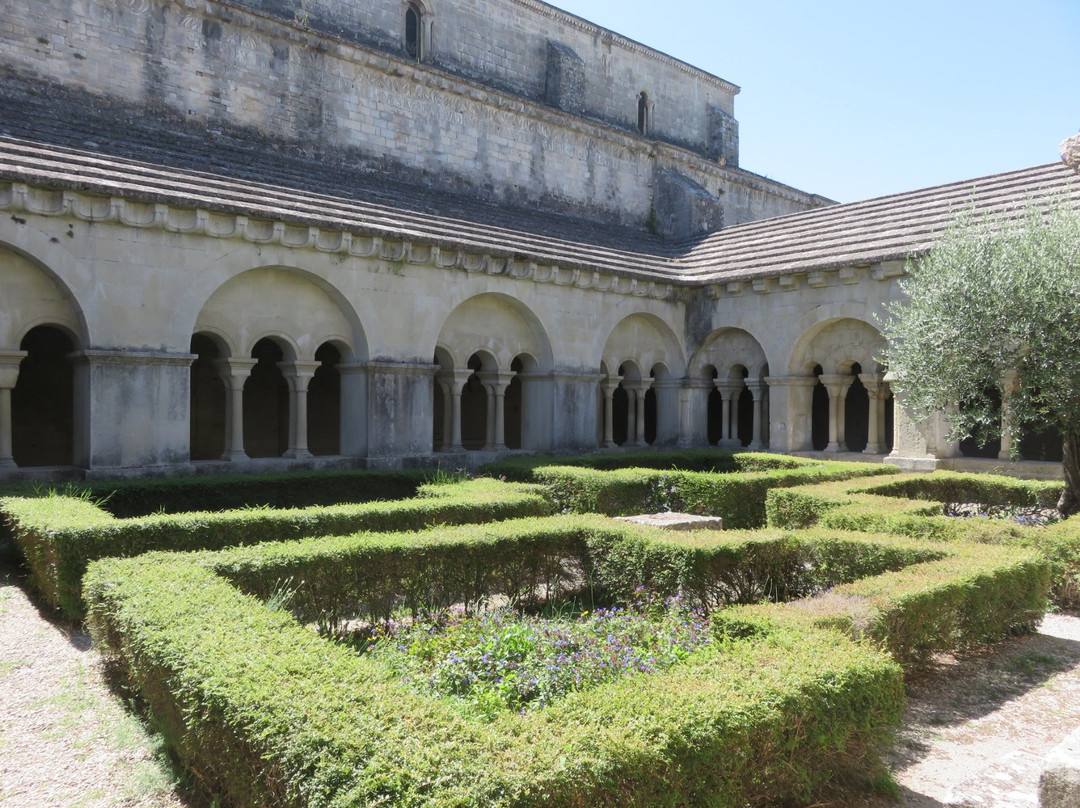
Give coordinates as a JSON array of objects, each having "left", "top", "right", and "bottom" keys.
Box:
[
  {"left": 405, "top": 5, "right": 422, "bottom": 61},
  {"left": 637, "top": 92, "right": 649, "bottom": 135}
]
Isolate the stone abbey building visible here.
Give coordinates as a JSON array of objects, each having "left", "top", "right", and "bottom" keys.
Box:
[{"left": 1, "top": 0, "right": 1077, "bottom": 479}]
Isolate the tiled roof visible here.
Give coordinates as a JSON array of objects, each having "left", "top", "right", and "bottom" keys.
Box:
[
  {"left": 1, "top": 90, "right": 1077, "bottom": 285},
  {"left": 674, "top": 161, "right": 1080, "bottom": 282}
]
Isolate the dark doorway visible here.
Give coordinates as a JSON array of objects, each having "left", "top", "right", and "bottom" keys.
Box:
[
  {"left": 12, "top": 325, "right": 74, "bottom": 467},
  {"left": 308, "top": 343, "right": 341, "bottom": 456},
  {"left": 189, "top": 334, "right": 226, "bottom": 461},
  {"left": 244, "top": 338, "right": 289, "bottom": 458}
]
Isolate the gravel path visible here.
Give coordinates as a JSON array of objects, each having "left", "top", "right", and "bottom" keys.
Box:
[
  {"left": 0, "top": 561, "right": 195, "bottom": 808},
  {"left": 2, "top": 554, "right": 1078, "bottom": 808}
]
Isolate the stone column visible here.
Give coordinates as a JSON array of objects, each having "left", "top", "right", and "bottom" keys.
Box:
[
  {"left": 627, "top": 380, "right": 652, "bottom": 447},
  {"left": 861, "top": 373, "right": 886, "bottom": 454},
  {"left": 819, "top": 375, "right": 853, "bottom": 453},
  {"left": 714, "top": 381, "right": 745, "bottom": 448},
  {"left": 480, "top": 372, "right": 515, "bottom": 451},
  {"left": 278, "top": 361, "right": 320, "bottom": 460},
  {"left": 445, "top": 369, "right": 473, "bottom": 452},
  {"left": 0, "top": 352, "right": 27, "bottom": 470},
  {"left": 746, "top": 377, "right": 767, "bottom": 451},
  {"left": 763, "top": 376, "right": 818, "bottom": 452},
  {"left": 216, "top": 358, "right": 257, "bottom": 461},
  {"left": 601, "top": 377, "right": 621, "bottom": 448}
]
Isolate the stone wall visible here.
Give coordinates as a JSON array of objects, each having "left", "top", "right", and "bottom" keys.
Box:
[{"left": 1, "top": 0, "right": 824, "bottom": 231}]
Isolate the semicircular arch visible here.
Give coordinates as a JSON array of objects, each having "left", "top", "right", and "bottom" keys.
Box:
[
  {"left": 601, "top": 313, "right": 686, "bottom": 378},
  {"left": 193, "top": 266, "right": 366, "bottom": 362},
  {"left": 434, "top": 293, "right": 553, "bottom": 372}
]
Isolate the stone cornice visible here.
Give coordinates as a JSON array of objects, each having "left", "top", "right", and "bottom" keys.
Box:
[{"left": 0, "top": 182, "right": 678, "bottom": 301}]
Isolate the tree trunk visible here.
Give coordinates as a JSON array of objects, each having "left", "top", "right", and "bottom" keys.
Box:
[{"left": 1060, "top": 431, "right": 1080, "bottom": 518}]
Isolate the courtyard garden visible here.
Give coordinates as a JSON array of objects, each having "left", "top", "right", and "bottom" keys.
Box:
[{"left": 2, "top": 451, "right": 1077, "bottom": 807}]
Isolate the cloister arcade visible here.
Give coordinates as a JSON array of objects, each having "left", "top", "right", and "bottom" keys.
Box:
[{"left": 0, "top": 247, "right": 1060, "bottom": 476}]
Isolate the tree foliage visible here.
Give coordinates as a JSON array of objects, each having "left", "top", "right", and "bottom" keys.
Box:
[{"left": 883, "top": 202, "right": 1080, "bottom": 514}]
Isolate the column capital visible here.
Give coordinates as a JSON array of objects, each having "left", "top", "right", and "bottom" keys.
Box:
[
  {"left": 624, "top": 378, "right": 653, "bottom": 394},
  {"left": 277, "top": 361, "right": 322, "bottom": 389},
  {"left": 479, "top": 371, "right": 516, "bottom": 393},
  {"left": 0, "top": 351, "right": 26, "bottom": 389},
  {"left": 713, "top": 380, "right": 746, "bottom": 398},
  {"left": 859, "top": 372, "right": 886, "bottom": 396},
  {"left": 818, "top": 374, "right": 854, "bottom": 394},
  {"left": 745, "top": 377, "right": 768, "bottom": 400},
  {"left": 215, "top": 357, "right": 258, "bottom": 384}
]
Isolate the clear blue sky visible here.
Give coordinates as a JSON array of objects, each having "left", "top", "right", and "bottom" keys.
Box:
[{"left": 552, "top": 0, "right": 1080, "bottom": 203}]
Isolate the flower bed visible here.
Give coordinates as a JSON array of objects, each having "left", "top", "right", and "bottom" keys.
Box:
[{"left": 357, "top": 593, "right": 712, "bottom": 718}]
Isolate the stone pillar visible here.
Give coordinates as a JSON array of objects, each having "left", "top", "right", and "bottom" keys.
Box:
[
  {"left": 216, "top": 358, "right": 257, "bottom": 461},
  {"left": 652, "top": 378, "right": 682, "bottom": 446},
  {"left": 480, "top": 372, "right": 515, "bottom": 451},
  {"left": 714, "top": 381, "right": 744, "bottom": 448},
  {"left": 278, "top": 361, "right": 320, "bottom": 460},
  {"left": 746, "top": 377, "right": 767, "bottom": 451},
  {"left": 365, "top": 361, "right": 440, "bottom": 460},
  {"left": 0, "top": 352, "right": 27, "bottom": 470},
  {"left": 71, "top": 350, "right": 197, "bottom": 471},
  {"left": 682, "top": 379, "right": 712, "bottom": 448},
  {"left": 601, "top": 377, "right": 621, "bottom": 448},
  {"left": 338, "top": 363, "right": 369, "bottom": 458},
  {"left": 819, "top": 375, "right": 853, "bottom": 453},
  {"left": 627, "top": 380, "right": 652, "bottom": 447},
  {"left": 763, "top": 376, "right": 817, "bottom": 453},
  {"left": 861, "top": 374, "right": 886, "bottom": 454}
]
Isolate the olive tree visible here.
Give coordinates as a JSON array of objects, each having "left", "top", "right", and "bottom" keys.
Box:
[{"left": 882, "top": 203, "right": 1080, "bottom": 516}]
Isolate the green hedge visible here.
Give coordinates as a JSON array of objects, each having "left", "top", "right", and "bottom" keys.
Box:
[
  {"left": 0, "top": 468, "right": 434, "bottom": 518},
  {"left": 86, "top": 547, "right": 903, "bottom": 808},
  {"left": 2, "top": 479, "right": 551, "bottom": 619},
  {"left": 765, "top": 471, "right": 1078, "bottom": 608},
  {"left": 84, "top": 512, "right": 1051, "bottom": 806},
  {"left": 480, "top": 449, "right": 806, "bottom": 482},
  {"left": 533, "top": 459, "right": 896, "bottom": 527}
]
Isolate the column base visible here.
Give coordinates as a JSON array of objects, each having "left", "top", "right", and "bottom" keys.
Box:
[
  {"left": 283, "top": 448, "right": 314, "bottom": 460},
  {"left": 601, "top": 440, "right": 616, "bottom": 449},
  {"left": 825, "top": 442, "right": 841, "bottom": 453},
  {"left": 864, "top": 444, "right": 886, "bottom": 454},
  {"left": 747, "top": 441, "right": 764, "bottom": 451},
  {"left": 221, "top": 450, "right": 250, "bottom": 461},
  {"left": 0, "top": 458, "right": 16, "bottom": 470}
]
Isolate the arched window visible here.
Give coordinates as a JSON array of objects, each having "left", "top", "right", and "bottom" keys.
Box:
[
  {"left": 637, "top": 92, "right": 649, "bottom": 135},
  {"left": 405, "top": 3, "right": 423, "bottom": 61}
]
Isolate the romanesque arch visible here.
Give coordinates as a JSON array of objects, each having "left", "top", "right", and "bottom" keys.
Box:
[
  {"left": 432, "top": 294, "right": 552, "bottom": 452},
  {"left": 690, "top": 327, "right": 770, "bottom": 449},
  {"left": 192, "top": 268, "right": 366, "bottom": 461},
  {"left": 599, "top": 314, "right": 686, "bottom": 447},
  {"left": 0, "top": 245, "right": 87, "bottom": 469},
  {"left": 788, "top": 317, "right": 892, "bottom": 454}
]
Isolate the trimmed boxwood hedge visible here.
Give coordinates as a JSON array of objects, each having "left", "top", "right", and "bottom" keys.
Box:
[
  {"left": 84, "top": 514, "right": 1049, "bottom": 807},
  {"left": 2, "top": 478, "right": 551, "bottom": 619},
  {"left": 765, "top": 471, "right": 1078, "bottom": 608},
  {"left": 480, "top": 449, "right": 806, "bottom": 481},
  {"left": 531, "top": 458, "right": 896, "bottom": 527},
  {"left": 0, "top": 468, "right": 434, "bottom": 518}
]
